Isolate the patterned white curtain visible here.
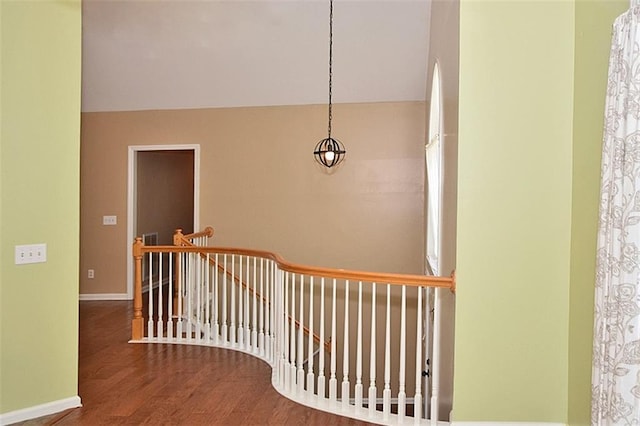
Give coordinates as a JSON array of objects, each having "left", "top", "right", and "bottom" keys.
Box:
[{"left": 593, "top": 4, "right": 640, "bottom": 424}]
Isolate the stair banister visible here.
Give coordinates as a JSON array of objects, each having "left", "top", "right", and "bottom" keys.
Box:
[{"left": 131, "top": 228, "right": 456, "bottom": 425}]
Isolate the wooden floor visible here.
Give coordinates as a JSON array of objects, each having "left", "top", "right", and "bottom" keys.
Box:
[{"left": 17, "top": 301, "right": 373, "bottom": 425}]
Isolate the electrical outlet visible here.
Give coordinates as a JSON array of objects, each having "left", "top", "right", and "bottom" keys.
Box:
[
  {"left": 15, "top": 244, "right": 47, "bottom": 265},
  {"left": 103, "top": 215, "right": 117, "bottom": 225},
  {"left": 88, "top": 269, "right": 95, "bottom": 279}
]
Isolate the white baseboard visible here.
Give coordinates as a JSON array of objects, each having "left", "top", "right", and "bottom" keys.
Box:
[
  {"left": 0, "top": 396, "right": 81, "bottom": 425},
  {"left": 79, "top": 293, "right": 130, "bottom": 301},
  {"left": 452, "top": 423, "right": 566, "bottom": 426}
]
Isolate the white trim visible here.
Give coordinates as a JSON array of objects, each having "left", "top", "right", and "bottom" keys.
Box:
[
  {"left": 79, "top": 293, "right": 130, "bottom": 301},
  {"left": 451, "top": 423, "right": 566, "bottom": 426},
  {"left": 0, "top": 396, "right": 81, "bottom": 425},
  {"left": 126, "top": 144, "right": 200, "bottom": 300}
]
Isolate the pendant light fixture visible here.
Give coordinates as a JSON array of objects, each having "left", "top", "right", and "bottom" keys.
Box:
[{"left": 314, "top": 0, "right": 346, "bottom": 169}]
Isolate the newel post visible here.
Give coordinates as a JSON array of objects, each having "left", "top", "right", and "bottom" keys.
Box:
[
  {"left": 131, "top": 237, "right": 144, "bottom": 340},
  {"left": 173, "top": 229, "right": 183, "bottom": 315},
  {"left": 173, "top": 228, "right": 184, "bottom": 246}
]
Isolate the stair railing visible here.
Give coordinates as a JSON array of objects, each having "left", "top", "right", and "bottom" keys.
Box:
[
  {"left": 131, "top": 230, "right": 455, "bottom": 425},
  {"left": 172, "top": 228, "right": 331, "bottom": 354}
]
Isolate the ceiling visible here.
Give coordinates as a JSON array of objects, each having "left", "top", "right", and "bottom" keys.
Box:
[{"left": 81, "top": 0, "right": 431, "bottom": 112}]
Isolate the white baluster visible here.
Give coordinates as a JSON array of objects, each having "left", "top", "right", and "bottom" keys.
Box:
[
  {"left": 342, "top": 280, "right": 350, "bottom": 410},
  {"left": 290, "top": 273, "right": 297, "bottom": 392},
  {"left": 213, "top": 253, "right": 220, "bottom": 344},
  {"left": 278, "top": 268, "right": 286, "bottom": 386},
  {"left": 430, "top": 287, "right": 442, "bottom": 425},
  {"left": 284, "top": 272, "right": 290, "bottom": 392},
  {"left": 195, "top": 252, "right": 202, "bottom": 342},
  {"left": 157, "top": 252, "right": 164, "bottom": 339},
  {"left": 250, "top": 257, "right": 258, "bottom": 353},
  {"left": 297, "top": 274, "right": 305, "bottom": 394},
  {"left": 167, "top": 252, "right": 174, "bottom": 340},
  {"left": 222, "top": 254, "right": 228, "bottom": 345},
  {"left": 414, "top": 286, "right": 423, "bottom": 423},
  {"left": 272, "top": 261, "right": 277, "bottom": 361},
  {"left": 147, "top": 251, "right": 154, "bottom": 339},
  {"left": 368, "top": 282, "right": 377, "bottom": 418},
  {"left": 238, "top": 256, "right": 244, "bottom": 348},
  {"left": 259, "top": 257, "right": 265, "bottom": 356},
  {"left": 265, "top": 260, "right": 271, "bottom": 359},
  {"left": 251, "top": 257, "right": 258, "bottom": 353},
  {"left": 318, "top": 277, "right": 326, "bottom": 399},
  {"left": 176, "top": 253, "right": 183, "bottom": 341},
  {"left": 271, "top": 265, "right": 282, "bottom": 380},
  {"left": 355, "top": 281, "right": 363, "bottom": 409},
  {"left": 329, "top": 278, "right": 337, "bottom": 405},
  {"left": 189, "top": 253, "right": 195, "bottom": 339},
  {"left": 244, "top": 257, "right": 250, "bottom": 348},
  {"left": 271, "top": 261, "right": 277, "bottom": 362},
  {"left": 383, "top": 284, "right": 391, "bottom": 420},
  {"left": 230, "top": 255, "right": 236, "bottom": 346},
  {"left": 307, "top": 276, "right": 315, "bottom": 398},
  {"left": 398, "top": 285, "right": 407, "bottom": 423},
  {"left": 424, "top": 287, "right": 433, "bottom": 417},
  {"left": 203, "top": 253, "right": 211, "bottom": 342}
]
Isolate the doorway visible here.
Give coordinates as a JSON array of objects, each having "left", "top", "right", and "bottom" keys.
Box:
[{"left": 126, "top": 144, "right": 200, "bottom": 299}]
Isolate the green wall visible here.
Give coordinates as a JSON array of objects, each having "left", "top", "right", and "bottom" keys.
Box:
[
  {"left": 0, "top": 0, "right": 81, "bottom": 414},
  {"left": 456, "top": 1, "right": 575, "bottom": 421},
  {"left": 455, "top": 0, "right": 627, "bottom": 423},
  {"left": 569, "top": 1, "right": 627, "bottom": 424}
]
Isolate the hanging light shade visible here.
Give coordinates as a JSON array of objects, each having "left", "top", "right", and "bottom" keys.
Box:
[
  {"left": 314, "top": 0, "right": 345, "bottom": 169},
  {"left": 314, "top": 137, "right": 345, "bottom": 168}
]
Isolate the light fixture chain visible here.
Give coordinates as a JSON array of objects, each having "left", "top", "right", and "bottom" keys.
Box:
[
  {"left": 328, "top": 0, "right": 333, "bottom": 140},
  {"left": 313, "top": 0, "right": 345, "bottom": 169}
]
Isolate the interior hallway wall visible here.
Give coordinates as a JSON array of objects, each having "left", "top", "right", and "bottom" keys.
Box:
[
  {"left": 80, "top": 101, "right": 426, "bottom": 295},
  {"left": 456, "top": 1, "right": 574, "bottom": 421},
  {"left": 0, "top": 0, "right": 81, "bottom": 415}
]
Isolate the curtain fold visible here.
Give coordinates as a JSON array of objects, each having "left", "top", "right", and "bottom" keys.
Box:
[
  {"left": 593, "top": 4, "right": 640, "bottom": 424},
  {"left": 425, "top": 133, "right": 440, "bottom": 276}
]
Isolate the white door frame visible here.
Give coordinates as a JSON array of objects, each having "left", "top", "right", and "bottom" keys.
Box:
[{"left": 126, "top": 144, "right": 201, "bottom": 299}]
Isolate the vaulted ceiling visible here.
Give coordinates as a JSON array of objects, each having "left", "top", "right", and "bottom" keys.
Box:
[{"left": 82, "top": 0, "right": 431, "bottom": 112}]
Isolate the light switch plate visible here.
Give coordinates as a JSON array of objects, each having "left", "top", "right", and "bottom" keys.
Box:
[
  {"left": 15, "top": 244, "right": 47, "bottom": 265},
  {"left": 103, "top": 215, "right": 117, "bottom": 225}
]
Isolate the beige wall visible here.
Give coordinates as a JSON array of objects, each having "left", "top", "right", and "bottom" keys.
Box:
[{"left": 80, "top": 102, "right": 426, "bottom": 295}]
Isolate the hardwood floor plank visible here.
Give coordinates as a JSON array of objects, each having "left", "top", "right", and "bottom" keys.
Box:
[{"left": 12, "top": 301, "right": 373, "bottom": 425}]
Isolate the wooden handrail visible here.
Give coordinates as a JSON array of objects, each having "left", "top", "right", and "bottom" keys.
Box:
[
  {"left": 132, "top": 229, "right": 454, "bottom": 424},
  {"left": 174, "top": 227, "right": 214, "bottom": 245},
  {"left": 136, "top": 244, "right": 455, "bottom": 290},
  {"left": 174, "top": 230, "right": 332, "bottom": 351},
  {"left": 132, "top": 231, "right": 456, "bottom": 345}
]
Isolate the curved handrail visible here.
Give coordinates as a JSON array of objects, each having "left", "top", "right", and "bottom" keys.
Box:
[
  {"left": 134, "top": 241, "right": 456, "bottom": 291},
  {"left": 171, "top": 229, "right": 332, "bottom": 352},
  {"left": 131, "top": 233, "right": 456, "bottom": 424}
]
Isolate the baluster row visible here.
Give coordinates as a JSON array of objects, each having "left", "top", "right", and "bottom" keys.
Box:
[
  {"left": 136, "top": 246, "right": 444, "bottom": 424},
  {"left": 142, "top": 251, "right": 277, "bottom": 362},
  {"left": 271, "top": 271, "right": 441, "bottom": 424}
]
